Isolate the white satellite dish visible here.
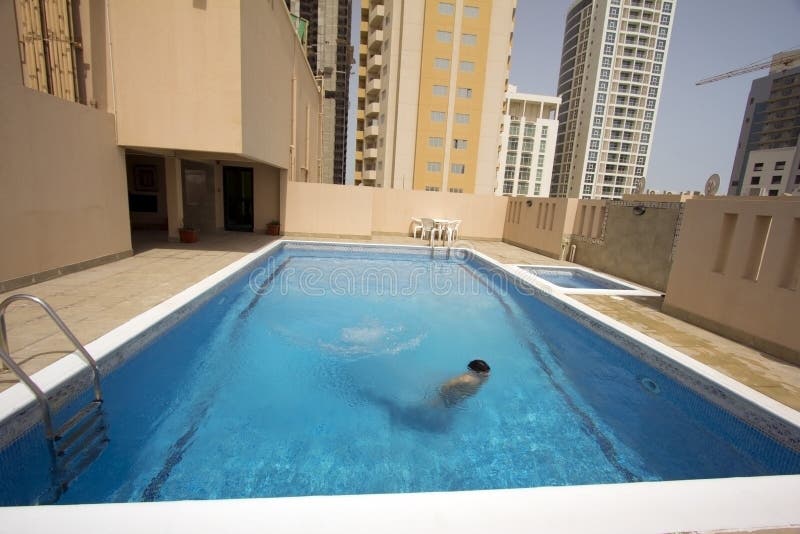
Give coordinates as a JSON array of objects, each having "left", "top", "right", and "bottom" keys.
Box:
[
  {"left": 633, "top": 177, "right": 646, "bottom": 194},
  {"left": 705, "top": 173, "right": 720, "bottom": 196}
]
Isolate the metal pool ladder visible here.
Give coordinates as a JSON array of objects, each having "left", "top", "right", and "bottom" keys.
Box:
[{"left": 0, "top": 294, "right": 108, "bottom": 494}]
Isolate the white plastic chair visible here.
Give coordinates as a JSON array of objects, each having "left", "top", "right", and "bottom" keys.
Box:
[
  {"left": 444, "top": 220, "right": 461, "bottom": 243},
  {"left": 411, "top": 217, "right": 424, "bottom": 239},
  {"left": 420, "top": 218, "right": 440, "bottom": 243}
]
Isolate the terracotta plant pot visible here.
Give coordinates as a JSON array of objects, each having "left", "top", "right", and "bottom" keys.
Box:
[
  {"left": 179, "top": 228, "right": 198, "bottom": 243},
  {"left": 266, "top": 223, "right": 280, "bottom": 236}
]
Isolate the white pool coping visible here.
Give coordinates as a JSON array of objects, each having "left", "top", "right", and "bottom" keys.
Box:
[
  {"left": 510, "top": 263, "right": 662, "bottom": 296},
  {"left": 1, "top": 238, "right": 799, "bottom": 533}
]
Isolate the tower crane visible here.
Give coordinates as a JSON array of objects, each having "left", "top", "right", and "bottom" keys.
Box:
[{"left": 695, "top": 48, "right": 800, "bottom": 85}]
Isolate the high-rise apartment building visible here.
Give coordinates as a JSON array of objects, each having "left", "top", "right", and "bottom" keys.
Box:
[
  {"left": 726, "top": 51, "right": 800, "bottom": 197},
  {"left": 550, "top": 0, "right": 675, "bottom": 199},
  {"left": 354, "top": 0, "right": 516, "bottom": 193},
  {"left": 287, "top": 0, "right": 352, "bottom": 184},
  {"left": 496, "top": 86, "right": 560, "bottom": 197}
]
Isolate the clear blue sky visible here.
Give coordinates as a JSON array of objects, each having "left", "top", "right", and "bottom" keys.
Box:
[{"left": 346, "top": 1, "right": 800, "bottom": 192}]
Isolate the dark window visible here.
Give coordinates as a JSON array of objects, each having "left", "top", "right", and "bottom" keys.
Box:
[
  {"left": 772, "top": 175, "right": 782, "bottom": 184},
  {"left": 775, "top": 161, "right": 786, "bottom": 170},
  {"left": 768, "top": 190, "right": 779, "bottom": 196},
  {"left": 751, "top": 176, "right": 761, "bottom": 185},
  {"left": 754, "top": 162, "right": 764, "bottom": 171}
]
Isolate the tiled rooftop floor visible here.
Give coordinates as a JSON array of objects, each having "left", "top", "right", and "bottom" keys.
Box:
[{"left": 1, "top": 231, "right": 799, "bottom": 414}]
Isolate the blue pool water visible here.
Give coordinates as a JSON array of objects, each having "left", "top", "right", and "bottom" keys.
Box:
[
  {"left": 1, "top": 244, "right": 799, "bottom": 505},
  {"left": 520, "top": 266, "right": 634, "bottom": 290}
]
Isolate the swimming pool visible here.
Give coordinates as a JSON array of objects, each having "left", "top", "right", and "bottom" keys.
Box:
[
  {"left": 514, "top": 265, "right": 656, "bottom": 295},
  {"left": 0, "top": 241, "right": 798, "bottom": 507}
]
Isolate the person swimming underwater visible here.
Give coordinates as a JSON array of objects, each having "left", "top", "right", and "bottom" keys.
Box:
[{"left": 437, "top": 359, "right": 491, "bottom": 407}]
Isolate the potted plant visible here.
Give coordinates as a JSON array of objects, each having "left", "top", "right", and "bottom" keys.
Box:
[
  {"left": 266, "top": 220, "right": 281, "bottom": 236},
  {"left": 179, "top": 222, "right": 198, "bottom": 243}
]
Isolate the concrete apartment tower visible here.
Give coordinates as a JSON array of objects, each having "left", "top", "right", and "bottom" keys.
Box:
[
  {"left": 496, "top": 86, "right": 560, "bottom": 197},
  {"left": 726, "top": 51, "right": 800, "bottom": 197},
  {"left": 550, "top": 0, "right": 675, "bottom": 199},
  {"left": 287, "top": 0, "right": 352, "bottom": 184},
  {"left": 354, "top": 0, "right": 516, "bottom": 193}
]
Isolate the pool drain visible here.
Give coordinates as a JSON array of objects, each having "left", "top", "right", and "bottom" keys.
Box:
[{"left": 639, "top": 377, "right": 660, "bottom": 394}]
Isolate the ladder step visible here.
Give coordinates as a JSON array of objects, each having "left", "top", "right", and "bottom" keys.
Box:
[
  {"left": 57, "top": 422, "right": 107, "bottom": 467},
  {"left": 55, "top": 400, "right": 103, "bottom": 440}
]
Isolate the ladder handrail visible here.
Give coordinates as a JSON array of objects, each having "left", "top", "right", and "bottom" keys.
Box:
[{"left": 0, "top": 294, "right": 104, "bottom": 439}]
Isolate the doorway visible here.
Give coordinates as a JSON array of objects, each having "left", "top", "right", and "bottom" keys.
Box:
[{"left": 223, "top": 166, "right": 254, "bottom": 232}]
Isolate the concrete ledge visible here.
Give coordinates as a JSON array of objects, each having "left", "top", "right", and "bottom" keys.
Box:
[
  {"left": 283, "top": 232, "right": 373, "bottom": 240},
  {"left": 0, "top": 250, "right": 134, "bottom": 294},
  {"left": 662, "top": 303, "right": 800, "bottom": 366},
  {"left": 502, "top": 238, "right": 561, "bottom": 260}
]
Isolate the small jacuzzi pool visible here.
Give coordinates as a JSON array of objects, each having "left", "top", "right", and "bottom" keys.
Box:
[{"left": 515, "top": 265, "right": 657, "bottom": 295}]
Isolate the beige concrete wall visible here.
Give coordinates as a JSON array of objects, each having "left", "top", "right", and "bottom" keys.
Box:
[
  {"left": 109, "top": 0, "right": 321, "bottom": 178},
  {"left": 502, "top": 197, "right": 577, "bottom": 258},
  {"left": 241, "top": 0, "right": 321, "bottom": 178},
  {"left": 570, "top": 200, "right": 681, "bottom": 291},
  {"left": 0, "top": 0, "right": 130, "bottom": 285},
  {"left": 664, "top": 197, "right": 800, "bottom": 363},
  {"left": 283, "top": 182, "right": 374, "bottom": 237},
  {"left": 109, "top": 0, "right": 243, "bottom": 154},
  {"left": 372, "top": 188, "right": 508, "bottom": 239},
  {"left": 282, "top": 182, "right": 508, "bottom": 239},
  {"left": 252, "top": 164, "right": 282, "bottom": 232}
]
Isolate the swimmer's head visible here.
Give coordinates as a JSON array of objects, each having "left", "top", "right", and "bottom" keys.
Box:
[{"left": 468, "top": 359, "right": 490, "bottom": 375}]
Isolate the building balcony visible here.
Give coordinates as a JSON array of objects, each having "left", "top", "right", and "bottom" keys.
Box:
[
  {"left": 366, "top": 102, "right": 380, "bottom": 117},
  {"left": 369, "top": 4, "right": 384, "bottom": 28},
  {"left": 368, "top": 29, "right": 383, "bottom": 52},
  {"left": 367, "top": 79, "right": 381, "bottom": 94},
  {"left": 364, "top": 148, "right": 378, "bottom": 159},
  {"left": 367, "top": 54, "right": 382, "bottom": 73},
  {"left": 365, "top": 124, "right": 380, "bottom": 138}
]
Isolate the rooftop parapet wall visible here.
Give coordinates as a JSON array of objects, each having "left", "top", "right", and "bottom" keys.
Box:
[
  {"left": 282, "top": 182, "right": 508, "bottom": 240},
  {"left": 663, "top": 197, "right": 800, "bottom": 364},
  {"left": 502, "top": 197, "right": 578, "bottom": 259}
]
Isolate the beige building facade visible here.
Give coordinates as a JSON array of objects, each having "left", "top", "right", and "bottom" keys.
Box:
[
  {"left": 1, "top": 0, "right": 322, "bottom": 290},
  {"left": 496, "top": 86, "right": 560, "bottom": 197},
  {"left": 354, "top": 0, "right": 516, "bottom": 193},
  {"left": 551, "top": 0, "right": 676, "bottom": 199}
]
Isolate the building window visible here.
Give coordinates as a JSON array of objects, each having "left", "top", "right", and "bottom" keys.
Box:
[
  {"left": 590, "top": 140, "right": 600, "bottom": 150},
  {"left": 459, "top": 61, "right": 475, "bottom": 72},
  {"left": 656, "top": 39, "right": 666, "bottom": 50},
  {"left": 648, "top": 87, "right": 658, "bottom": 97},
  {"left": 456, "top": 87, "right": 472, "bottom": 98},
  {"left": 451, "top": 163, "right": 465, "bottom": 174},
  {"left": 536, "top": 168, "right": 543, "bottom": 179},
  {"left": 508, "top": 137, "right": 518, "bottom": 150},
  {"left": 455, "top": 113, "right": 470, "bottom": 124},
  {"left": 768, "top": 189, "right": 779, "bottom": 196},
  {"left": 751, "top": 176, "right": 761, "bottom": 185},
  {"left": 438, "top": 2, "right": 455, "bottom": 15},
  {"left": 448, "top": 187, "right": 464, "bottom": 193},
  {"left": 608, "top": 20, "right": 617, "bottom": 30},
  {"left": 538, "top": 155, "right": 545, "bottom": 166},
  {"left": 453, "top": 139, "right": 468, "bottom": 149},
  {"left": 431, "top": 111, "right": 446, "bottom": 122},
  {"left": 521, "top": 153, "right": 532, "bottom": 166},
  {"left": 754, "top": 162, "right": 764, "bottom": 171},
  {"left": 584, "top": 173, "right": 594, "bottom": 183},
  {"left": 588, "top": 151, "right": 598, "bottom": 162},
  {"left": 425, "top": 185, "right": 441, "bottom": 192},
  {"left": 772, "top": 175, "right": 783, "bottom": 184},
  {"left": 595, "top": 105, "right": 605, "bottom": 115},
  {"left": 504, "top": 166, "right": 515, "bottom": 179},
  {"left": 509, "top": 122, "right": 520, "bottom": 135},
  {"left": 436, "top": 30, "right": 452, "bottom": 43},
  {"left": 658, "top": 27, "right": 668, "bottom": 38},
  {"left": 655, "top": 51, "right": 664, "bottom": 62},
  {"left": 503, "top": 181, "right": 514, "bottom": 194},
  {"left": 434, "top": 57, "right": 450, "bottom": 69},
  {"left": 433, "top": 84, "right": 448, "bottom": 96},
  {"left": 663, "top": 2, "right": 673, "bottom": 12},
  {"left": 609, "top": 7, "right": 619, "bottom": 17},
  {"left": 583, "top": 185, "right": 593, "bottom": 195},
  {"left": 539, "top": 140, "right": 547, "bottom": 151},
  {"left": 637, "top": 156, "right": 646, "bottom": 165},
  {"left": 517, "top": 183, "right": 529, "bottom": 195},
  {"left": 522, "top": 138, "right": 533, "bottom": 151},
  {"left": 599, "top": 81, "right": 609, "bottom": 91},
  {"left": 464, "top": 5, "right": 479, "bottom": 18},
  {"left": 605, "top": 32, "right": 616, "bottom": 43},
  {"left": 429, "top": 136, "right": 444, "bottom": 147},
  {"left": 604, "top": 44, "right": 614, "bottom": 55},
  {"left": 660, "top": 14, "right": 671, "bottom": 25},
  {"left": 524, "top": 124, "right": 535, "bottom": 137},
  {"left": 644, "top": 111, "right": 654, "bottom": 120},
  {"left": 597, "top": 93, "right": 607, "bottom": 103},
  {"left": 775, "top": 161, "right": 786, "bottom": 170},
  {"left": 541, "top": 126, "right": 549, "bottom": 136},
  {"left": 653, "top": 64, "right": 662, "bottom": 74},
  {"left": 646, "top": 99, "right": 656, "bottom": 109},
  {"left": 591, "top": 128, "right": 601, "bottom": 138},
  {"left": 462, "top": 34, "right": 477, "bottom": 46},
  {"left": 519, "top": 169, "right": 530, "bottom": 181},
  {"left": 600, "top": 69, "right": 610, "bottom": 80},
  {"left": 643, "top": 122, "right": 652, "bottom": 132},
  {"left": 593, "top": 117, "right": 603, "bottom": 127},
  {"left": 506, "top": 151, "right": 517, "bottom": 164},
  {"left": 427, "top": 162, "right": 442, "bottom": 172}
]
